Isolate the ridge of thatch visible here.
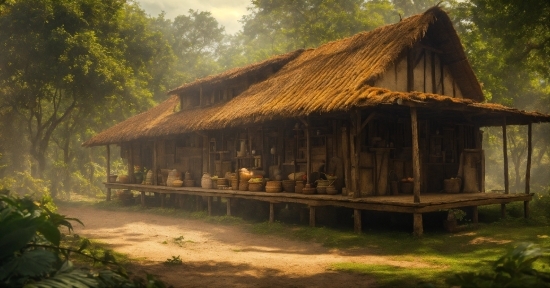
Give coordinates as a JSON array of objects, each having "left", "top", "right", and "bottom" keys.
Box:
[{"left": 167, "top": 49, "right": 305, "bottom": 95}]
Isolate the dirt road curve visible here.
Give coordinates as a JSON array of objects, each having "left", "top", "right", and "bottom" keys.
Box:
[{"left": 58, "top": 206, "right": 416, "bottom": 287}]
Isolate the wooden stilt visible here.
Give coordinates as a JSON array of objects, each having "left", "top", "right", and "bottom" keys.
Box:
[
  {"left": 160, "top": 194, "right": 165, "bottom": 208},
  {"left": 525, "top": 123, "right": 532, "bottom": 220},
  {"left": 413, "top": 213, "right": 423, "bottom": 236},
  {"left": 502, "top": 120, "right": 509, "bottom": 194},
  {"left": 207, "top": 196, "right": 212, "bottom": 216},
  {"left": 141, "top": 191, "right": 146, "bottom": 207},
  {"left": 194, "top": 196, "right": 199, "bottom": 211},
  {"left": 309, "top": 206, "right": 316, "bottom": 227},
  {"left": 501, "top": 204, "right": 506, "bottom": 218},
  {"left": 410, "top": 107, "right": 421, "bottom": 203},
  {"left": 472, "top": 206, "right": 478, "bottom": 225},
  {"left": 106, "top": 145, "right": 111, "bottom": 201},
  {"left": 269, "top": 203, "right": 275, "bottom": 223},
  {"left": 354, "top": 209, "right": 362, "bottom": 233},
  {"left": 226, "top": 198, "right": 231, "bottom": 216}
]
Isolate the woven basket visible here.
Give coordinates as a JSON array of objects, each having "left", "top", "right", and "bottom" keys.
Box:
[
  {"left": 238, "top": 181, "right": 249, "bottom": 191},
  {"left": 248, "top": 182, "right": 263, "bottom": 192},
  {"left": 326, "top": 185, "right": 338, "bottom": 195},
  {"left": 266, "top": 181, "right": 282, "bottom": 188},
  {"left": 316, "top": 186, "right": 327, "bottom": 194},
  {"left": 183, "top": 179, "right": 195, "bottom": 187},
  {"left": 231, "top": 178, "right": 238, "bottom": 190}
]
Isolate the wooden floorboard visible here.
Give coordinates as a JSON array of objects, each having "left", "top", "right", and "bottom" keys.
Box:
[{"left": 105, "top": 183, "right": 532, "bottom": 213}]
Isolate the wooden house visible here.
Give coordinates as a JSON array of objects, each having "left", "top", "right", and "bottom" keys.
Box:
[{"left": 84, "top": 7, "right": 550, "bottom": 235}]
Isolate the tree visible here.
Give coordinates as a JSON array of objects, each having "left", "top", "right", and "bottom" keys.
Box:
[{"left": 0, "top": 0, "right": 165, "bottom": 178}]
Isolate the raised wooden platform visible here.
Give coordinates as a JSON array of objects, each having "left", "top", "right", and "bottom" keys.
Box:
[{"left": 105, "top": 183, "right": 532, "bottom": 214}]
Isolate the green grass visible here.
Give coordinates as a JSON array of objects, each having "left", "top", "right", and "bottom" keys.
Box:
[{"left": 57, "top": 194, "right": 550, "bottom": 287}]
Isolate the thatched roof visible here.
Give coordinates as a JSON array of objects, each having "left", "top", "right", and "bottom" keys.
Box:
[{"left": 83, "top": 7, "right": 550, "bottom": 147}]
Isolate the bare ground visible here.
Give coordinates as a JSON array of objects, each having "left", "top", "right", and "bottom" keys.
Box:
[{"left": 58, "top": 205, "right": 432, "bottom": 287}]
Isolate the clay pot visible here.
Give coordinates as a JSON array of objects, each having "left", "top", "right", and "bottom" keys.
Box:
[{"left": 201, "top": 173, "right": 212, "bottom": 189}]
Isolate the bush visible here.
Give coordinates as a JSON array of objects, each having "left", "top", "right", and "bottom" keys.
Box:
[
  {"left": 447, "top": 242, "right": 550, "bottom": 287},
  {"left": 0, "top": 194, "right": 168, "bottom": 287}
]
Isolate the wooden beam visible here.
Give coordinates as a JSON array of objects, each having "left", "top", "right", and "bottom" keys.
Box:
[
  {"left": 354, "top": 209, "right": 362, "bottom": 233},
  {"left": 413, "top": 213, "right": 423, "bottom": 236},
  {"left": 106, "top": 145, "right": 111, "bottom": 201},
  {"left": 269, "top": 203, "right": 275, "bottom": 223},
  {"left": 410, "top": 107, "right": 421, "bottom": 203},
  {"left": 502, "top": 120, "right": 509, "bottom": 194},
  {"left": 309, "top": 206, "right": 316, "bottom": 227},
  {"left": 226, "top": 198, "right": 232, "bottom": 216},
  {"left": 207, "top": 196, "right": 212, "bottom": 216},
  {"left": 360, "top": 112, "right": 376, "bottom": 131}
]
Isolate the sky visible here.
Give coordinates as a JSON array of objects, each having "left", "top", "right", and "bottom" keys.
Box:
[{"left": 137, "top": 0, "right": 250, "bottom": 34}]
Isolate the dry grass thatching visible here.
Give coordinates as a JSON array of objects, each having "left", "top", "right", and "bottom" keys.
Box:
[{"left": 83, "top": 7, "right": 550, "bottom": 147}]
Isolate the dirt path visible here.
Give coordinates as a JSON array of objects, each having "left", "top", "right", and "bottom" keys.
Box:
[{"left": 58, "top": 206, "right": 427, "bottom": 287}]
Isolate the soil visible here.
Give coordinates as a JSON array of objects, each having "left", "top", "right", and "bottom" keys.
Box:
[{"left": 58, "top": 205, "right": 429, "bottom": 287}]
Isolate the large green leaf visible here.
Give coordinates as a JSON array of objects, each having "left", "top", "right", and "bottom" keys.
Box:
[
  {"left": 0, "top": 219, "right": 38, "bottom": 260},
  {"left": 23, "top": 268, "right": 97, "bottom": 288},
  {"left": 0, "top": 250, "right": 56, "bottom": 281}
]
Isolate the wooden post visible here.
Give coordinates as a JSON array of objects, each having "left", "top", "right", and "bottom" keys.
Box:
[
  {"left": 410, "top": 107, "right": 421, "bottom": 203},
  {"left": 501, "top": 203, "right": 506, "bottom": 218},
  {"left": 413, "top": 213, "right": 423, "bottom": 236},
  {"left": 524, "top": 123, "right": 532, "bottom": 218},
  {"left": 207, "top": 196, "right": 212, "bottom": 216},
  {"left": 354, "top": 111, "right": 361, "bottom": 198},
  {"left": 160, "top": 194, "right": 165, "bottom": 208},
  {"left": 196, "top": 196, "right": 201, "bottom": 211},
  {"left": 269, "top": 203, "right": 275, "bottom": 223},
  {"left": 306, "top": 123, "right": 311, "bottom": 184},
  {"left": 309, "top": 206, "right": 316, "bottom": 227},
  {"left": 128, "top": 144, "right": 135, "bottom": 183},
  {"left": 106, "top": 145, "right": 111, "bottom": 201},
  {"left": 153, "top": 140, "right": 158, "bottom": 185},
  {"left": 226, "top": 198, "right": 232, "bottom": 216},
  {"left": 472, "top": 206, "right": 478, "bottom": 225},
  {"left": 502, "top": 120, "right": 509, "bottom": 194},
  {"left": 354, "top": 209, "right": 362, "bottom": 233},
  {"left": 141, "top": 191, "right": 146, "bottom": 207},
  {"left": 341, "top": 126, "right": 351, "bottom": 194}
]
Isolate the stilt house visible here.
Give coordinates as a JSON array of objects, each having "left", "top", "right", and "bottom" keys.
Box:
[{"left": 84, "top": 7, "right": 550, "bottom": 235}]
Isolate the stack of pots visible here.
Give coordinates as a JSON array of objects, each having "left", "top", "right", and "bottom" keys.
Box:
[
  {"left": 183, "top": 171, "right": 195, "bottom": 187},
  {"left": 316, "top": 179, "right": 330, "bottom": 194},
  {"left": 166, "top": 169, "right": 181, "bottom": 187},
  {"left": 201, "top": 172, "right": 212, "bottom": 189}
]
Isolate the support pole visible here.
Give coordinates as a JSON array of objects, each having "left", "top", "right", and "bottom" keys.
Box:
[
  {"left": 160, "top": 194, "right": 165, "bottom": 208},
  {"left": 501, "top": 203, "right": 506, "bottom": 218},
  {"left": 410, "top": 107, "right": 421, "bottom": 203},
  {"left": 341, "top": 127, "right": 351, "bottom": 194},
  {"left": 196, "top": 196, "right": 201, "bottom": 211},
  {"left": 153, "top": 140, "right": 158, "bottom": 185},
  {"left": 226, "top": 198, "right": 232, "bottom": 216},
  {"left": 524, "top": 123, "right": 532, "bottom": 218},
  {"left": 309, "top": 206, "right": 316, "bottom": 227},
  {"left": 141, "top": 191, "right": 146, "bottom": 207},
  {"left": 502, "top": 120, "right": 509, "bottom": 194},
  {"left": 269, "top": 203, "right": 275, "bottom": 223},
  {"left": 472, "top": 206, "right": 478, "bottom": 225},
  {"left": 413, "top": 213, "right": 423, "bottom": 236},
  {"left": 354, "top": 209, "right": 362, "bottom": 233},
  {"left": 354, "top": 111, "right": 361, "bottom": 198},
  {"left": 106, "top": 145, "right": 111, "bottom": 201},
  {"left": 306, "top": 122, "right": 311, "bottom": 184},
  {"left": 207, "top": 196, "right": 212, "bottom": 216}
]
